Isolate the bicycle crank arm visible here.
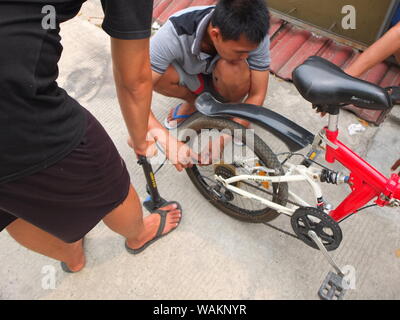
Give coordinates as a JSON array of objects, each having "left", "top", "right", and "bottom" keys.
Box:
[
  {"left": 308, "top": 231, "right": 344, "bottom": 276},
  {"left": 308, "top": 231, "right": 351, "bottom": 300}
]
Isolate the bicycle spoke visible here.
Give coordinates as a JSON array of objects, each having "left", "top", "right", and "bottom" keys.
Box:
[
  {"left": 192, "top": 136, "right": 289, "bottom": 217},
  {"left": 197, "top": 162, "right": 274, "bottom": 213},
  {"left": 316, "top": 224, "right": 335, "bottom": 243},
  {"left": 299, "top": 216, "right": 313, "bottom": 230},
  {"left": 297, "top": 225, "right": 310, "bottom": 236},
  {"left": 319, "top": 233, "right": 334, "bottom": 244}
]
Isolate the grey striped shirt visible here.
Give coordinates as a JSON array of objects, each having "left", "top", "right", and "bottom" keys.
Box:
[{"left": 150, "top": 5, "right": 271, "bottom": 76}]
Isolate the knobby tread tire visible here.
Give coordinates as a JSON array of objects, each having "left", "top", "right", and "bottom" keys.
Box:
[{"left": 181, "top": 115, "right": 289, "bottom": 223}]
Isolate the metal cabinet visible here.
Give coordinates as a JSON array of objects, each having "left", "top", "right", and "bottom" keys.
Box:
[{"left": 268, "top": 0, "right": 399, "bottom": 46}]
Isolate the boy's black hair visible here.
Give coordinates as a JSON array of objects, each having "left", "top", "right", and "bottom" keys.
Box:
[{"left": 211, "top": 0, "right": 270, "bottom": 44}]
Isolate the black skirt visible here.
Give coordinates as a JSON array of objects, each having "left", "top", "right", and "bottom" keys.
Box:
[{"left": 0, "top": 108, "right": 131, "bottom": 243}]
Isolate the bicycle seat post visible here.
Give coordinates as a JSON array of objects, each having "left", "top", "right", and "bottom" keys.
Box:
[{"left": 328, "top": 113, "right": 339, "bottom": 132}]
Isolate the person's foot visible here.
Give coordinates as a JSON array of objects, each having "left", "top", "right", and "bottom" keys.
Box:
[
  {"left": 165, "top": 102, "right": 197, "bottom": 128},
  {"left": 126, "top": 203, "right": 182, "bottom": 250},
  {"left": 63, "top": 238, "right": 86, "bottom": 272}
]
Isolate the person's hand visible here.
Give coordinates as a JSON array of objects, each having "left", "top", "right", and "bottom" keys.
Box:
[
  {"left": 127, "top": 137, "right": 157, "bottom": 159},
  {"left": 312, "top": 104, "right": 327, "bottom": 117},
  {"left": 385, "top": 86, "right": 400, "bottom": 105},
  {"left": 391, "top": 158, "right": 400, "bottom": 173},
  {"left": 162, "top": 138, "right": 198, "bottom": 172},
  {"left": 198, "top": 133, "right": 231, "bottom": 166}
]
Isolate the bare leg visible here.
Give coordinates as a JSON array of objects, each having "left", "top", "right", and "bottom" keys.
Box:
[
  {"left": 212, "top": 59, "right": 251, "bottom": 127},
  {"left": 154, "top": 65, "right": 197, "bottom": 125},
  {"left": 6, "top": 219, "right": 85, "bottom": 272},
  {"left": 212, "top": 59, "right": 251, "bottom": 102},
  {"left": 199, "top": 59, "right": 252, "bottom": 164},
  {"left": 102, "top": 185, "right": 181, "bottom": 250},
  {"left": 6, "top": 185, "right": 181, "bottom": 272}
]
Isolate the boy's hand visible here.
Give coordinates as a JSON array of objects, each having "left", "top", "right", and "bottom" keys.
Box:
[
  {"left": 312, "top": 104, "right": 327, "bottom": 117},
  {"left": 198, "top": 134, "right": 231, "bottom": 166},
  {"left": 164, "top": 139, "right": 196, "bottom": 172},
  {"left": 385, "top": 86, "right": 400, "bottom": 105},
  {"left": 150, "top": 136, "right": 198, "bottom": 172}
]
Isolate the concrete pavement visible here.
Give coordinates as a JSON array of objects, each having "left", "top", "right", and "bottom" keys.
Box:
[{"left": 0, "top": 2, "right": 399, "bottom": 300}]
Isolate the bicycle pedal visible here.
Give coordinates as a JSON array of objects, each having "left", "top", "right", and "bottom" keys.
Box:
[{"left": 318, "top": 271, "right": 347, "bottom": 300}]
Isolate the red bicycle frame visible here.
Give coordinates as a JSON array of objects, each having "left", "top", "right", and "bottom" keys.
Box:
[{"left": 323, "top": 124, "right": 400, "bottom": 222}]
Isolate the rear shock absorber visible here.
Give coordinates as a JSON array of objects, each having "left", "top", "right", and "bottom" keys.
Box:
[
  {"left": 320, "top": 169, "right": 349, "bottom": 185},
  {"left": 317, "top": 169, "right": 348, "bottom": 211}
]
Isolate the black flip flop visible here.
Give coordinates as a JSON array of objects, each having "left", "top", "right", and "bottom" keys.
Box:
[
  {"left": 60, "top": 237, "right": 86, "bottom": 273},
  {"left": 125, "top": 201, "right": 182, "bottom": 255}
]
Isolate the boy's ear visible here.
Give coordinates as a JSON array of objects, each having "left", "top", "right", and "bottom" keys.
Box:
[{"left": 209, "top": 26, "right": 221, "bottom": 41}]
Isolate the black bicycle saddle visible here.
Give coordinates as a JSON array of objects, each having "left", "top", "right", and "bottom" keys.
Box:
[{"left": 292, "top": 56, "right": 392, "bottom": 114}]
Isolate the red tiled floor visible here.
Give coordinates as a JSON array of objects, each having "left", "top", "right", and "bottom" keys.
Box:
[
  {"left": 341, "top": 51, "right": 361, "bottom": 70},
  {"left": 158, "top": 0, "right": 193, "bottom": 24},
  {"left": 270, "top": 27, "right": 311, "bottom": 72},
  {"left": 269, "top": 23, "right": 290, "bottom": 50},
  {"left": 360, "top": 62, "right": 390, "bottom": 84},
  {"left": 190, "top": 0, "right": 217, "bottom": 6},
  {"left": 153, "top": 0, "right": 164, "bottom": 7},
  {"left": 269, "top": 16, "right": 285, "bottom": 37},
  {"left": 278, "top": 36, "right": 330, "bottom": 80},
  {"left": 153, "top": 0, "right": 173, "bottom": 20},
  {"left": 318, "top": 41, "right": 355, "bottom": 68},
  {"left": 380, "top": 65, "right": 400, "bottom": 88}
]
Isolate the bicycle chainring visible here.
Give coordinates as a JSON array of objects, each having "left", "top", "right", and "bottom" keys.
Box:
[{"left": 290, "top": 207, "right": 343, "bottom": 251}]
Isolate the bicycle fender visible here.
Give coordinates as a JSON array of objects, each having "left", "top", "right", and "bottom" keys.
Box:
[{"left": 195, "top": 92, "right": 314, "bottom": 152}]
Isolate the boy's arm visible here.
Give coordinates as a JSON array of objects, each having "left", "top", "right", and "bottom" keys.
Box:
[
  {"left": 345, "top": 23, "right": 400, "bottom": 77},
  {"left": 146, "top": 72, "right": 197, "bottom": 171},
  {"left": 236, "top": 36, "right": 270, "bottom": 126},
  {"left": 245, "top": 70, "right": 270, "bottom": 106},
  {"left": 234, "top": 70, "right": 269, "bottom": 128}
]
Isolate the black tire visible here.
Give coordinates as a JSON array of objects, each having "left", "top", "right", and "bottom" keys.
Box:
[{"left": 180, "top": 115, "right": 289, "bottom": 223}]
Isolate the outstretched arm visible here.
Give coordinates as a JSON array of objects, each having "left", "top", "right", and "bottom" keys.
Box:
[{"left": 345, "top": 23, "right": 400, "bottom": 77}]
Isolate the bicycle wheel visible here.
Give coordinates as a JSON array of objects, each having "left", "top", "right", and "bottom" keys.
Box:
[{"left": 181, "top": 115, "right": 288, "bottom": 223}]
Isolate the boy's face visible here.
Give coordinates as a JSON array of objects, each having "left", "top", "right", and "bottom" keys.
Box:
[{"left": 210, "top": 27, "right": 259, "bottom": 63}]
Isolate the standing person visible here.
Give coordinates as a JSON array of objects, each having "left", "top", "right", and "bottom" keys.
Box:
[{"left": 0, "top": 0, "right": 182, "bottom": 273}]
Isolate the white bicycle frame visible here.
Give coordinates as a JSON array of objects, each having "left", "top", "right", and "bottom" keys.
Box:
[{"left": 214, "top": 162, "right": 326, "bottom": 217}]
